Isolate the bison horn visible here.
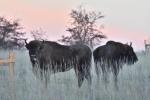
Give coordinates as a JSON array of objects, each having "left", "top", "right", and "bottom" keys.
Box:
[
  {"left": 39, "top": 39, "right": 44, "bottom": 45},
  {"left": 24, "top": 39, "right": 28, "bottom": 45}
]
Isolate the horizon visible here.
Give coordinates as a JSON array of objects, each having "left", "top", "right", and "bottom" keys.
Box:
[{"left": 0, "top": 0, "right": 150, "bottom": 51}]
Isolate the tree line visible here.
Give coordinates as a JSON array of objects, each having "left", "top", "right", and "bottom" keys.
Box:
[{"left": 0, "top": 6, "right": 106, "bottom": 49}]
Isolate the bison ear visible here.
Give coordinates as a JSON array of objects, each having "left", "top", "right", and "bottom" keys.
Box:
[
  {"left": 130, "top": 42, "right": 132, "bottom": 47},
  {"left": 42, "top": 40, "right": 44, "bottom": 44},
  {"left": 39, "top": 40, "right": 45, "bottom": 50}
]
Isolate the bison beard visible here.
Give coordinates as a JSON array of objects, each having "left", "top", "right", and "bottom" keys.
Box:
[
  {"left": 93, "top": 41, "right": 138, "bottom": 88},
  {"left": 25, "top": 40, "right": 92, "bottom": 88}
]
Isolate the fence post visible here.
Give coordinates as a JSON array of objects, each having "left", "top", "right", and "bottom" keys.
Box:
[
  {"left": 0, "top": 50, "right": 16, "bottom": 100},
  {"left": 8, "top": 51, "right": 16, "bottom": 100},
  {"left": 8, "top": 51, "right": 15, "bottom": 80}
]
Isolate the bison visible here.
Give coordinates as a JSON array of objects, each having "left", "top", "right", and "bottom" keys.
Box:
[
  {"left": 93, "top": 41, "right": 138, "bottom": 87},
  {"left": 25, "top": 40, "right": 92, "bottom": 88}
]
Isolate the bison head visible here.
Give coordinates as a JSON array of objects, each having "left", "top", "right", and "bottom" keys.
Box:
[
  {"left": 124, "top": 43, "right": 138, "bottom": 65},
  {"left": 25, "top": 40, "right": 44, "bottom": 66}
]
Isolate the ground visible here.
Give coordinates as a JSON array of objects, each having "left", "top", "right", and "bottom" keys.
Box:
[{"left": 0, "top": 50, "right": 150, "bottom": 100}]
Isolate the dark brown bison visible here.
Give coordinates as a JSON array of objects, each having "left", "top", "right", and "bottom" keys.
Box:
[
  {"left": 93, "top": 41, "right": 138, "bottom": 87},
  {"left": 25, "top": 40, "right": 92, "bottom": 88}
]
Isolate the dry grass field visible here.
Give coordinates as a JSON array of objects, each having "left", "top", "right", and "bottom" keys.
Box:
[{"left": 0, "top": 50, "right": 150, "bottom": 100}]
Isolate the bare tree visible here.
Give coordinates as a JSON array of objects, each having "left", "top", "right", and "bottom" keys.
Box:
[
  {"left": 0, "top": 17, "right": 25, "bottom": 49},
  {"left": 59, "top": 6, "right": 106, "bottom": 48},
  {"left": 30, "top": 28, "right": 48, "bottom": 40}
]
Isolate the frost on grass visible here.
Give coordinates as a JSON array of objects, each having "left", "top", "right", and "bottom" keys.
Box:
[{"left": 0, "top": 50, "right": 150, "bottom": 100}]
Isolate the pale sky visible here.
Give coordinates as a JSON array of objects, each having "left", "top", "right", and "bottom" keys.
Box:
[{"left": 0, "top": 0, "right": 150, "bottom": 51}]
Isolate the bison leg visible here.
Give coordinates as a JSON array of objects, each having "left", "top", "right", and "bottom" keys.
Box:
[
  {"left": 40, "top": 61, "right": 49, "bottom": 88},
  {"left": 112, "top": 64, "right": 120, "bottom": 90},
  {"left": 77, "top": 71, "right": 84, "bottom": 88},
  {"left": 43, "top": 70, "right": 49, "bottom": 88},
  {"left": 112, "top": 65, "right": 119, "bottom": 81},
  {"left": 84, "top": 65, "right": 92, "bottom": 86},
  {"left": 95, "top": 62, "right": 100, "bottom": 80},
  {"left": 101, "top": 63, "right": 109, "bottom": 83},
  {"left": 74, "top": 65, "right": 85, "bottom": 88}
]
